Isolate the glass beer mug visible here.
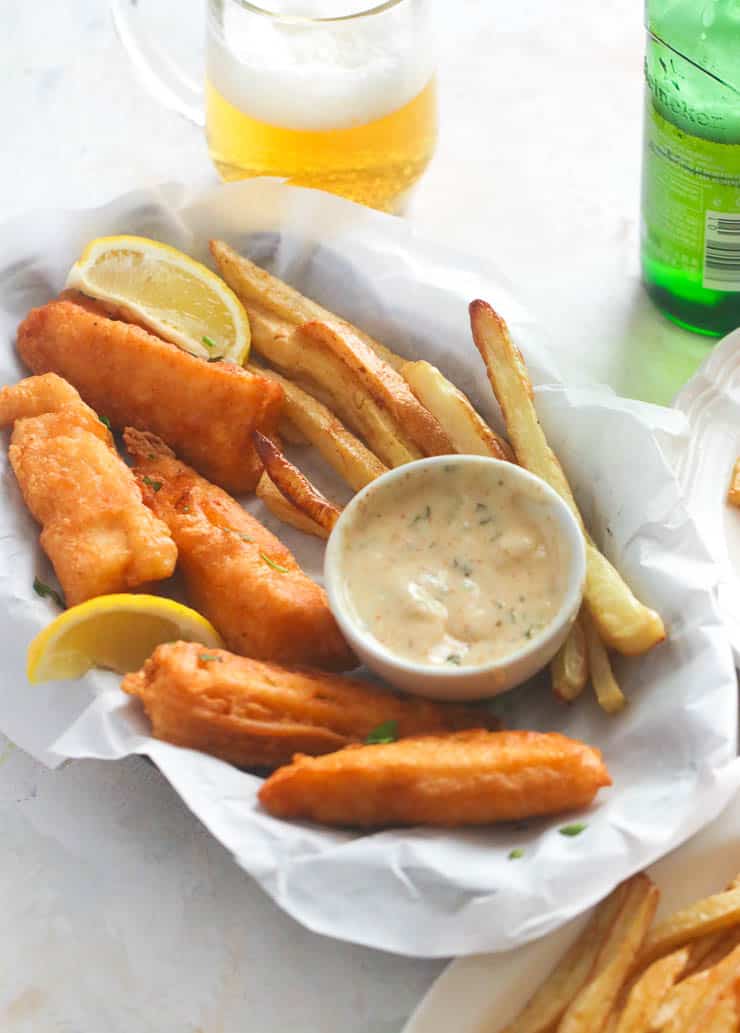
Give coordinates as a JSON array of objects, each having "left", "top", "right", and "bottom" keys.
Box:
[{"left": 112, "top": 0, "right": 438, "bottom": 212}]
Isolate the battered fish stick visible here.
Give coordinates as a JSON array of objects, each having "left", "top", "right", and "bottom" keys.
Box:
[
  {"left": 259, "top": 730, "right": 612, "bottom": 828},
  {"left": 17, "top": 292, "right": 284, "bottom": 494},
  {"left": 124, "top": 428, "right": 355, "bottom": 671},
  {"left": 123, "top": 642, "right": 498, "bottom": 769},
  {"left": 0, "top": 374, "right": 177, "bottom": 605}
]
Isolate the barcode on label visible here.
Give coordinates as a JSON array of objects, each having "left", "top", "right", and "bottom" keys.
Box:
[{"left": 703, "top": 210, "right": 740, "bottom": 291}]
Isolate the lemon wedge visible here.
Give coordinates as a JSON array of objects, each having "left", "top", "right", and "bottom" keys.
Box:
[
  {"left": 66, "top": 235, "right": 250, "bottom": 363},
  {"left": 27, "top": 594, "right": 223, "bottom": 684}
]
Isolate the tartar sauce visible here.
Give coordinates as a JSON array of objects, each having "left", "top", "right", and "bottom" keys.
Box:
[{"left": 341, "top": 463, "right": 566, "bottom": 668}]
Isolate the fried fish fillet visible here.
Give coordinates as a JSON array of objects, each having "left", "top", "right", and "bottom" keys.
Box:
[
  {"left": 0, "top": 373, "right": 177, "bottom": 605},
  {"left": 124, "top": 428, "right": 355, "bottom": 670},
  {"left": 123, "top": 642, "right": 498, "bottom": 769},
  {"left": 259, "top": 730, "right": 612, "bottom": 828},
  {"left": 16, "top": 292, "right": 284, "bottom": 494}
]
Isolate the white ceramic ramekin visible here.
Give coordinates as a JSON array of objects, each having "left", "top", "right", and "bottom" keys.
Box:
[{"left": 324, "top": 455, "right": 586, "bottom": 701}]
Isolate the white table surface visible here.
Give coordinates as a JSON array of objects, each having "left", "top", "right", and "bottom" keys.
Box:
[{"left": 1, "top": 1, "right": 719, "bottom": 1031}]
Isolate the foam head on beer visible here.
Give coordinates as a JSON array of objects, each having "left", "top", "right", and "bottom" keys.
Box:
[{"left": 206, "top": 0, "right": 438, "bottom": 211}]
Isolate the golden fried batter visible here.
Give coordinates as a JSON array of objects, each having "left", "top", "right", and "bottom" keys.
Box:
[
  {"left": 259, "top": 730, "right": 612, "bottom": 827},
  {"left": 125, "top": 428, "right": 355, "bottom": 670},
  {"left": 0, "top": 374, "right": 177, "bottom": 605},
  {"left": 122, "top": 641, "right": 498, "bottom": 769},
  {"left": 16, "top": 292, "right": 284, "bottom": 493}
]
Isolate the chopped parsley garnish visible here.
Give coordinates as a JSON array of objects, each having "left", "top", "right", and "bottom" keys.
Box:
[
  {"left": 446, "top": 654, "right": 462, "bottom": 665},
  {"left": 508, "top": 848, "right": 524, "bottom": 860},
  {"left": 365, "top": 719, "right": 398, "bottom": 744},
  {"left": 202, "top": 335, "right": 216, "bottom": 349},
  {"left": 33, "top": 576, "right": 64, "bottom": 608},
  {"left": 199, "top": 653, "right": 222, "bottom": 664},
  {"left": 411, "top": 505, "right": 431, "bottom": 525},
  {"left": 207, "top": 356, "right": 223, "bottom": 363},
  {"left": 479, "top": 516, "right": 493, "bottom": 525},
  {"left": 453, "top": 558, "right": 473, "bottom": 578},
  {"left": 147, "top": 453, "right": 156, "bottom": 460},
  {"left": 234, "top": 531, "right": 254, "bottom": 542},
  {"left": 261, "top": 552, "right": 289, "bottom": 573},
  {"left": 559, "top": 823, "right": 587, "bottom": 838},
  {"left": 98, "top": 415, "right": 112, "bottom": 431},
  {"left": 142, "top": 476, "right": 162, "bottom": 493}
]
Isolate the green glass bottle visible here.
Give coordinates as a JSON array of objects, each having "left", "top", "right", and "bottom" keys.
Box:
[{"left": 641, "top": 0, "right": 740, "bottom": 336}]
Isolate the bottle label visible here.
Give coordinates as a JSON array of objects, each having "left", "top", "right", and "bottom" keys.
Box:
[
  {"left": 642, "top": 101, "right": 740, "bottom": 292},
  {"left": 703, "top": 211, "right": 740, "bottom": 291}
]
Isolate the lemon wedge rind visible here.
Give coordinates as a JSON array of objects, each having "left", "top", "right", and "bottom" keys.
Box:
[
  {"left": 66, "top": 234, "right": 250, "bottom": 364},
  {"left": 27, "top": 593, "right": 223, "bottom": 684}
]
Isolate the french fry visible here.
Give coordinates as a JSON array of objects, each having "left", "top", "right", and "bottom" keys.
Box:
[
  {"left": 584, "top": 546, "right": 666, "bottom": 658},
  {"left": 297, "top": 321, "right": 454, "bottom": 457},
  {"left": 212, "top": 241, "right": 456, "bottom": 462},
  {"left": 691, "top": 927, "right": 740, "bottom": 975},
  {"left": 279, "top": 414, "right": 309, "bottom": 446},
  {"left": 240, "top": 310, "right": 422, "bottom": 467},
  {"left": 678, "top": 875, "right": 740, "bottom": 976},
  {"left": 557, "top": 874, "right": 659, "bottom": 1033},
  {"left": 504, "top": 871, "right": 740, "bottom": 1033},
  {"left": 498, "top": 882, "right": 630, "bottom": 1033},
  {"left": 613, "top": 949, "right": 688, "bottom": 1033},
  {"left": 248, "top": 362, "right": 388, "bottom": 491},
  {"left": 733, "top": 981, "right": 740, "bottom": 1029},
  {"left": 469, "top": 299, "right": 665, "bottom": 658},
  {"left": 665, "top": 944, "right": 740, "bottom": 1033},
  {"left": 254, "top": 432, "right": 342, "bottom": 535},
  {"left": 727, "top": 458, "right": 740, "bottom": 509},
  {"left": 551, "top": 616, "right": 589, "bottom": 702},
  {"left": 210, "top": 238, "right": 406, "bottom": 370},
  {"left": 637, "top": 887, "right": 740, "bottom": 970},
  {"left": 703, "top": 994, "right": 738, "bottom": 1033},
  {"left": 651, "top": 971, "right": 711, "bottom": 1031},
  {"left": 291, "top": 322, "right": 425, "bottom": 466},
  {"left": 400, "top": 359, "right": 514, "bottom": 462},
  {"left": 683, "top": 932, "right": 729, "bottom": 976},
  {"left": 256, "top": 472, "right": 328, "bottom": 540},
  {"left": 582, "top": 609, "right": 626, "bottom": 714}
]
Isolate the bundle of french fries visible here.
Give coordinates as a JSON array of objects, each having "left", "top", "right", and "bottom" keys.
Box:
[
  {"left": 210, "top": 240, "right": 666, "bottom": 713},
  {"left": 498, "top": 870, "right": 740, "bottom": 1033}
]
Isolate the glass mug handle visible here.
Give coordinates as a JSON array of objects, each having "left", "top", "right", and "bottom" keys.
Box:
[{"left": 110, "top": 0, "right": 205, "bottom": 126}]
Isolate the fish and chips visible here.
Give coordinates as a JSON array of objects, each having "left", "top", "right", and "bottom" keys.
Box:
[{"left": 4, "top": 232, "right": 671, "bottom": 833}]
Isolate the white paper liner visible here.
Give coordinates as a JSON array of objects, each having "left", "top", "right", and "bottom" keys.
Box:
[
  {"left": 674, "top": 328, "right": 740, "bottom": 665},
  {"left": 0, "top": 179, "right": 737, "bottom": 956}
]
